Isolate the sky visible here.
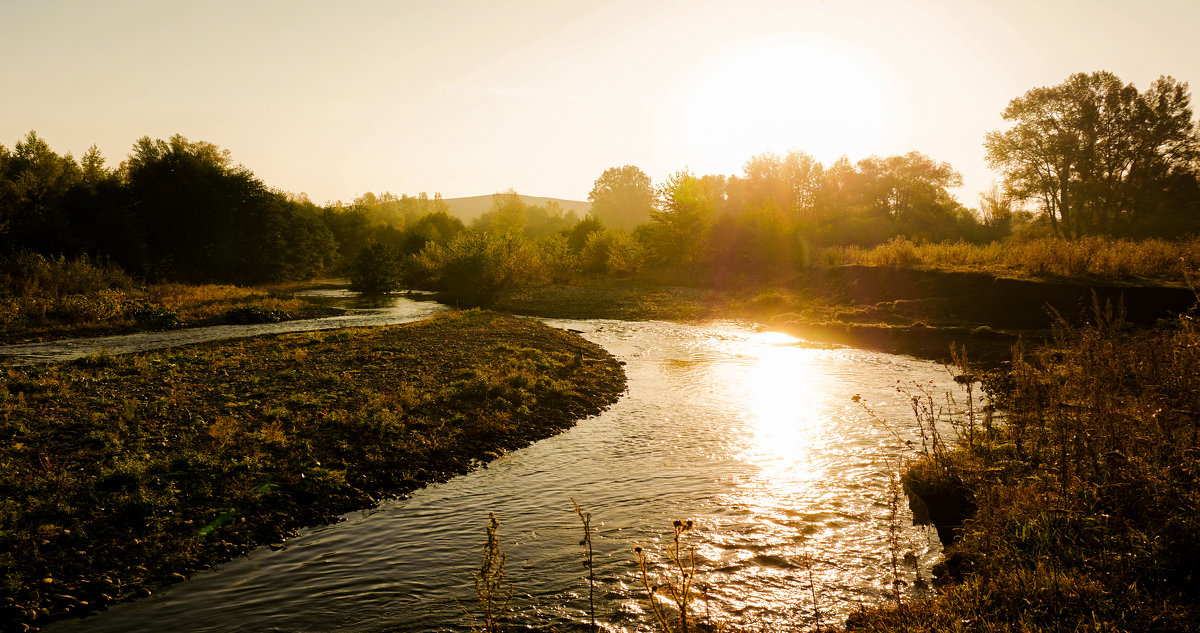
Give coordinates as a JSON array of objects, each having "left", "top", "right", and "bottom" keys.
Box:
[{"left": 3, "top": 0, "right": 1199, "bottom": 206}]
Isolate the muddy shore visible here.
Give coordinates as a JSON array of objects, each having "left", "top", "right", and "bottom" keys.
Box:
[{"left": 497, "top": 266, "right": 1196, "bottom": 367}]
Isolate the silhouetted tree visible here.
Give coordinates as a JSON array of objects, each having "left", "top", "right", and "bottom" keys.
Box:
[
  {"left": 731, "top": 150, "right": 824, "bottom": 219},
  {"left": 855, "top": 152, "right": 970, "bottom": 240},
  {"left": 0, "top": 131, "right": 82, "bottom": 254},
  {"left": 644, "top": 170, "right": 713, "bottom": 274},
  {"left": 475, "top": 190, "right": 529, "bottom": 235},
  {"left": 985, "top": 71, "right": 1200, "bottom": 237},
  {"left": 124, "top": 134, "right": 334, "bottom": 283},
  {"left": 588, "top": 165, "right": 654, "bottom": 230}
]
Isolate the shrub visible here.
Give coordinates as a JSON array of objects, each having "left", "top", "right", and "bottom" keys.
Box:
[
  {"left": 349, "top": 243, "right": 404, "bottom": 294},
  {"left": 415, "top": 231, "right": 545, "bottom": 307}
]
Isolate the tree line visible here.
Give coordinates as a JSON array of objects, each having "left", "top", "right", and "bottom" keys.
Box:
[
  {"left": 0, "top": 133, "right": 468, "bottom": 286},
  {"left": 2, "top": 70, "right": 1197, "bottom": 295}
]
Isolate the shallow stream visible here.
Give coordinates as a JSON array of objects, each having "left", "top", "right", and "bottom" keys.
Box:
[{"left": 18, "top": 292, "right": 958, "bottom": 632}]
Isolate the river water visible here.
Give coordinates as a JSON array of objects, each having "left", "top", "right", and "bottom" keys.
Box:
[{"left": 26, "top": 292, "right": 958, "bottom": 632}]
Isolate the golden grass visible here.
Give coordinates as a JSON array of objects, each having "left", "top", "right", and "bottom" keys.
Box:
[{"left": 821, "top": 236, "right": 1200, "bottom": 283}]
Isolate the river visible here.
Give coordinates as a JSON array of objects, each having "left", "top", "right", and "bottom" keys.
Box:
[{"left": 24, "top": 291, "right": 959, "bottom": 632}]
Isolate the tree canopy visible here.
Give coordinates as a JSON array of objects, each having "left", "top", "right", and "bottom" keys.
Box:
[
  {"left": 0, "top": 132, "right": 339, "bottom": 284},
  {"left": 587, "top": 165, "right": 654, "bottom": 230},
  {"left": 985, "top": 71, "right": 1200, "bottom": 237}
]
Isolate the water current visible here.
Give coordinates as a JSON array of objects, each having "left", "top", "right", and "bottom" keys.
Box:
[{"left": 22, "top": 291, "right": 960, "bottom": 632}]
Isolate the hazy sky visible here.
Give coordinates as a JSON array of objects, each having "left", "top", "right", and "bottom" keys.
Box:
[{"left": 3, "top": 0, "right": 1199, "bottom": 206}]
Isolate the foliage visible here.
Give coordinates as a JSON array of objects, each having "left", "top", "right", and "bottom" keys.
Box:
[
  {"left": 475, "top": 190, "right": 529, "bottom": 236},
  {"left": 0, "top": 132, "right": 338, "bottom": 285},
  {"left": 472, "top": 513, "right": 511, "bottom": 633},
  {"left": 846, "top": 308, "right": 1200, "bottom": 631},
  {"left": 123, "top": 134, "right": 338, "bottom": 282},
  {"left": 643, "top": 170, "right": 714, "bottom": 274},
  {"left": 633, "top": 519, "right": 721, "bottom": 633},
  {"left": 985, "top": 71, "right": 1200, "bottom": 238},
  {"left": 474, "top": 190, "right": 578, "bottom": 240},
  {"left": 537, "top": 234, "right": 581, "bottom": 284},
  {"left": 349, "top": 190, "right": 450, "bottom": 229},
  {"left": 0, "top": 264, "right": 334, "bottom": 343},
  {"left": 0, "top": 251, "right": 132, "bottom": 298},
  {"left": 222, "top": 306, "right": 290, "bottom": 324},
  {"left": 565, "top": 213, "right": 605, "bottom": 253},
  {"left": 348, "top": 243, "right": 404, "bottom": 294},
  {"left": 580, "top": 229, "right": 645, "bottom": 276},
  {"left": 393, "top": 210, "right": 466, "bottom": 256},
  {"left": 588, "top": 165, "right": 655, "bottom": 230},
  {"left": 411, "top": 231, "right": 545, "bottom": 307}
]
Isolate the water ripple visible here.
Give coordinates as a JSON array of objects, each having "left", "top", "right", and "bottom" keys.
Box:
[{"left": 48, "top": 314, "right": 958, "bottom": 632}]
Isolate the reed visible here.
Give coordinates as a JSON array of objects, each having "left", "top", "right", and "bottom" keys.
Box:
[
  {"left": 842, "top": 302, "right": 1200, "bottom": 631},
  {"left": 819, "top": 235, "right": 1200, "bottom": 283},
  {"left": 472, "top": 513, "right": 511, "bottom": 633},
  {"left": 571, "top": 498, "right": 598, "bottom": 632}
]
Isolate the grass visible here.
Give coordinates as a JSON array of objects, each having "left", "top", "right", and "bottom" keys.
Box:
[
  {"left": 840, "top": 305, "right": 1200, "bottom": 632},
  {"left": 495, "top": 279, "right": 723, "bottom": 322},
  {"left": 499, "top": 237, "right": 1198, "bottom": 368},
  {"left": 820, "top": 236, "right": 1200, "bottom": 284},
  {"left": 0, "top": 310, "right": 626, "bottom": 633},
  {"left": 0, "top": 282, "right": 343, "bottom": 344},
  {"left": 0, "top": 253, "right": 343, "bottom": 344}
]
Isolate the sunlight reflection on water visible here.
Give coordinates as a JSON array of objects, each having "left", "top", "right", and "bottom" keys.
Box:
[{"left": 48, "top": 315, "right": 956, "bottom": 633}]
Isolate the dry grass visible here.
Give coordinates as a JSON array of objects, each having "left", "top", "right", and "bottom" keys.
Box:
[
  {"left": 0, "top": 254, "right": 337, "bottom": 343},
  {"left": 843, "top": 306, "right": 1200, "bottom": 632},
  {"left": 821, "top": 236, "right": 1200, "bottom": 284}
]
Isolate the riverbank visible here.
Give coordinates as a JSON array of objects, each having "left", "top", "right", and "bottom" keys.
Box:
[
  {"left": 836, "top": 310, "right": 1200, "bottom": 632},
  {"left": 0, "top": 310, "right": 626, "bottom": 633},
  {"left": 0, "top": 279, "right": 346, "bottom": 346},
  {"left": 495, "top": 266, "right": 1196, "bottom": 366}
]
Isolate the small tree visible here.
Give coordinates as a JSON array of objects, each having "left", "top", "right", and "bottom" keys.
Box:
[
  {"left": 348, "top": 242, "right": 403, "bottom": 294},
  {"left": 588, "top": 165, "right": 655, "bottom": 230}
]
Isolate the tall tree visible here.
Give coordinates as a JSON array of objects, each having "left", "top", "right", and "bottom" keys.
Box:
[
  {"left": 734, "top": 150, "right": 824, "bottom": 218},
  {"left": 855, "top": 152, "right": 967, "bottom": 239},
  {"left": 476, "top": 190, "right": 528, "bottom": 235},
  {"left": 985, "top": 71, "right": 1200, "bottom": 237},
  {"left": 644, "top": 170, "right": 713, "bottom": 272},
  {"left": 124, "top": 134, "right": 334, "bottom": 283},
  {"left": 587, "top": 165, "right": 654, "bottom": 230},
  {"left": 0, "top": 131, "right": 82, "bottom": 253}
]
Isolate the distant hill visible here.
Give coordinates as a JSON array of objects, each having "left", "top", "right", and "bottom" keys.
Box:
[{"left": 442, "top": 194, "right": 591, "bottom": 222}]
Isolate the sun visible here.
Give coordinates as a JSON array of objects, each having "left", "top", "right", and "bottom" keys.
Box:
[{"left": 679, "top": 37, "right": 887, "bottom": 172}]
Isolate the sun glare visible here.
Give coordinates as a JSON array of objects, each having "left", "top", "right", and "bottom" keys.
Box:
[
  {"left": 714, "top": 330, "right": 828, "bottom": 484},
  {"left": 680, "top": 37, "right": 887, "bottom": 172}
]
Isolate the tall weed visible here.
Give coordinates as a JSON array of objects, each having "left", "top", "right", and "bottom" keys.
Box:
[{"left": 821, "top": 236, "right": 1200, "bottom": 282}]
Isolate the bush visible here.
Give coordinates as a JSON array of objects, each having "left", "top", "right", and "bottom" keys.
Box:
[
  {"left": 409, "top": 231, "right": 545, "bottom": 307},
  {"left": 349, "top": 243, "right": 404, "bottom": 294},
  {"left": 0, "top": 251, "right": 133, "bottom": 298},
  {"left": 224, "top": 306, "right": 290, "bottom": 324}
]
